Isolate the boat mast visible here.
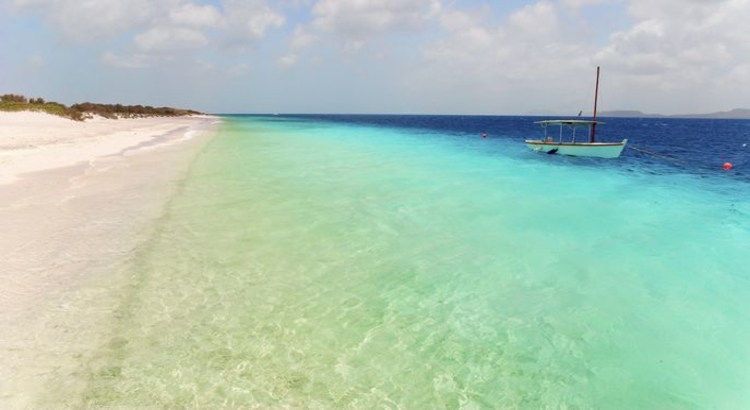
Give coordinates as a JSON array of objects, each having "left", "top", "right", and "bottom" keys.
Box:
[{"left": 591, "top": 66, "right": 600, "bottom": 143}]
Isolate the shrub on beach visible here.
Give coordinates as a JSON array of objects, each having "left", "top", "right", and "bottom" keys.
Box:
[
  {"left": 0, "top": 96, "right": 68, "bottom": 117},
  {"left": 0, "top": 93, "right": 202, "bottom": 121},
  {"left": 1, "top": 93, "right": 29, "bottom": 103}
]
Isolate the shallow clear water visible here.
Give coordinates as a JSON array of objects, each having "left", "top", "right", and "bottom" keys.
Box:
[{"left": 80, "top": 115, "right": 750, "bottom": 408}]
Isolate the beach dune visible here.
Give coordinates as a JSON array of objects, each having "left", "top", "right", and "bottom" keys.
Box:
[{"left": 0, "top": 111, "right": 219, "bottom": 407}]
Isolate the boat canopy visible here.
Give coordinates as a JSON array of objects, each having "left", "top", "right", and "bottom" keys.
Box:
[{"left": 535, "top": 119, "right": 605, "bottom": 126}]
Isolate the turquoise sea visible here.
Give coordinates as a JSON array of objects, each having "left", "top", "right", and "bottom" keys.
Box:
[{"left": 80, "top": 115, "right": 749, "bottom": 408}]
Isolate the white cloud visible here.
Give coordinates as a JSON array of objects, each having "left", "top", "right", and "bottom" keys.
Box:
[
  {"left": 290, "top": 25, "right": 317, "bottom": 49},
  {"left": 168, "top": 3, "right": 221, "bottom": 27},
  {"left": 411, "top": 2, "right": 607, "bottom": 114},
  {"left": 227, "top": 62, "right": 252, "bottom": 76},
  {"left": 221, "top": 0, "right": 286, "bottom": 49},
  {"left": 507, "top": 2, "right": 559, "bottom": 44},
  {"left": 598, "top": 0, "right": 750, "bottom": 79},
  {"left": 422, "top": 9, "right": 494, "bottom": 67},
  {"left": 413, "top": 0, "right": 750, "bottom": 113},
  {"left": 304, "top": 0, "right": 441, "bottom": 52},
  {"left": 586, "top": 0, "right": 750, "bottom": 112},
  {"left": 9, "top": 0, "right": 285, "bottom": 52},
  {"left": 276, "top": 0, "right": 443, "bottom": 72},
  {"left": 10, "top": 0, "right": 161, "bottom": 42},
  {"left": 278, "top": 53, "right": 298, "bottom": 67},
  {"left": 561, "top": 0, "right": 609, "bottom": 9},
  {"left": 724, "top": 63, "right": 750, "bottom": 88},
  {"left": 134, "top": 27, "right": 209, "bottom": 53},
  {"left": 311, "top": 0, "right": 441, "bottom": 36},
  {"left": 101, "top": 51, "right": 150, "bottom": 69},
  {"left": 423, "top": 2, "right": 585, "bottom": 80}
]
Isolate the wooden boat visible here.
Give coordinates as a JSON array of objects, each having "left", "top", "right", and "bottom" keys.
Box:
[
  {"left": 525, "top": 67, "right": 627, "bottom": 158},
  {"left": 526, "top": 119, "right": 627, "bottom": 158}
]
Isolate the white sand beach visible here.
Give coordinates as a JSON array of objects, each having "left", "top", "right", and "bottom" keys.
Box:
[{"left": 0, "top": 111, "right": 220, "bottom": 407}]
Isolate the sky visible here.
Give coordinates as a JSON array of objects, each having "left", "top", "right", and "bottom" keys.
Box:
[{"left": 1, "top": 0, "right": 749, "bottom": 115}]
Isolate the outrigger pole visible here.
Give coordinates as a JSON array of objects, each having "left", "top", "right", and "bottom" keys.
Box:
[{"left": 591, "top": 66, "right": 600, "bottom": 143}]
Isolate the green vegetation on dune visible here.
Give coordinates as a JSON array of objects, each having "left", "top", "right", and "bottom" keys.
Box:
[{"left": 0, "top": 93, "right": 203, "bottom": 121}]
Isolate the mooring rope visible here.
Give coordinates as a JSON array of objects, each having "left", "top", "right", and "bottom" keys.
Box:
[{"left": 627, "top": 145, "right": 688, "bottom": 163}]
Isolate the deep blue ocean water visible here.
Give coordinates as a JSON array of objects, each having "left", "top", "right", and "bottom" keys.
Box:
[{"left": 77, "top": 114, "right": 750, "bottom": 408}]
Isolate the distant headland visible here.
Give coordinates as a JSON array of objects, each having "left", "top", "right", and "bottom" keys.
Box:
[
  {"left": 0, "top": 93, "right": 202, "bottom": 121},
  {"left": 599, "top": 108, "right": 750, "bottom": 119}
]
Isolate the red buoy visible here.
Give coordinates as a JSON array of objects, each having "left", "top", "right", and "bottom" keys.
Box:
[{"left": 723, "top": 162, "right": 733, "bottom": 170}]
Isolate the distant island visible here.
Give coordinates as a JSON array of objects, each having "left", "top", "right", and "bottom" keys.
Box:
[
  {"left": 600, "top": 108, "right": 750, "bottom": 119},
  {"left": 0, "top": 93, "right": 202, "bottom": 121}
]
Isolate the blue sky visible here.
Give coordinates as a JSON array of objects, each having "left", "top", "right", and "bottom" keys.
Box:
[{"left": 1, "top": 0, "right": 749, "bottom": 115}]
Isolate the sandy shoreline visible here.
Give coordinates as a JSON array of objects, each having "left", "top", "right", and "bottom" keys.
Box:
[{"left": 0, "top": 111, "right": 221, "bottom": 407}]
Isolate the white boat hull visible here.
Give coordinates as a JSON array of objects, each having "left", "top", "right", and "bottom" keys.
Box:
[{"left": 525, "top": 139, "right": 628, "bottom": 158}]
